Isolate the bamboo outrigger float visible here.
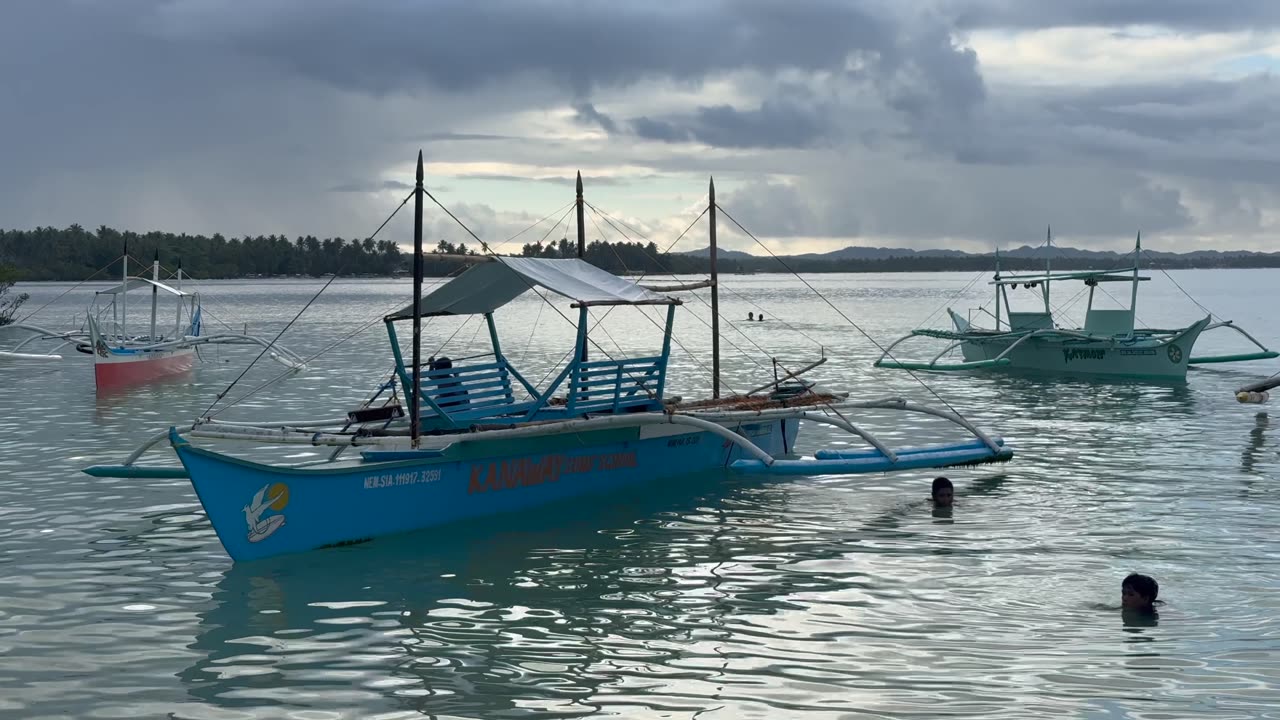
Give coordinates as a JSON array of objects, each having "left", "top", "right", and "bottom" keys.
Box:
[
  {"left": 876, "top": 232, "right": 1277, "bottom": 380},
  {"left": 85, "top": 153, "right": 1012, "bottom": 562}
]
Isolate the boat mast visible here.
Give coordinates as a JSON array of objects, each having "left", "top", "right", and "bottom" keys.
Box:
[
  {"left": 410, "top": 151, "right": 425, "bottom": 448},
  {"left": 1042, "top": 225, "right": 1051, "bottom": 314},
  {"left": 576, "top": 171, "right": 587, "bottom": 363},
  {"left": 121, "top": 242, "right": 128, "bottom": 341},
  {"left": 576, "top": 171, "right": 586, "bottom": 259},
  {"left": 150, "top": 249, "right": 160, "bottom": 341},
  {"left": 175, "top": 257, "right": 183, "bottom": 336},
  {"left": 1129, "top": 231, "right": 1141, "bottom": 327},
  {"left": 709, "top": 177, "right": 721, "bottom": 399},
  {"left": 993, "top": 245, "right": 1001, "bottom": 330}
]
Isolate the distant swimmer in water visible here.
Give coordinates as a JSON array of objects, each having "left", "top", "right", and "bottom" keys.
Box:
[
  {"left": 748, "top": 311, "right": 755, "bottom": 320},
  {"left": 758, "top": 313, "right": 764, "bottom": 321},
  {"left": 1121, "top": 573, "right": 1160, "bottom": 613},
  {"left": 931, "top": 476, "right": 954, "bottom": 507}
]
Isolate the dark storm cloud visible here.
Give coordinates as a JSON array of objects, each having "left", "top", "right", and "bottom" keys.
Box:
[
  {"left": 632, "top": 99, "right": 834, "bottom": 149},
  {"left": 148, "top": 0, "right": 988, "bottom": 128},
  {"left": 630, "top": 117, "right": 692, "bottom": 143},
  {"left": 418, "top": 132, "right": 515, "bottom": 143},
  {"left": 997, "top": 76, "right": 1280, "bottom": 185},
  {"left": 329, "top": 180, "right": 416, "bottom": 193},
  {"left": 152, "top": 0, "right": 892, "bottom": 96},
  {"left": 571, "top": 103, "right": 618, "bottom": 134},
  {"left": 944, "top": 0, "right": 1280, "bottom": 32},
  {"left": 1, "top": 0, "right": 1278, "bottom": 251}
]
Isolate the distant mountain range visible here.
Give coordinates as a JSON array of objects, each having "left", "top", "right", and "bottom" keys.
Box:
[{"left": 678, "top": 244, "right": 1280, "bottom": 262}]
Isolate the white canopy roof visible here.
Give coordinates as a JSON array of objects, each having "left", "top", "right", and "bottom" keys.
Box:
[
  {"left": 991, "top": 268, "right": 1149, "bottom": 285},
  {"left": 387, "top": 257, "right": 678, "bottom": 319},
  {"left": 96, "top": 277, "right": 188, "bottom": 296}
]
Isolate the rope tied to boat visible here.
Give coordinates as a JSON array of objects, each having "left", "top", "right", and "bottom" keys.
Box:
[
  {"left": 715, "top": 204, "right": 976, "bottom": 421},
  {"left": 199, "top": 189, "right": 415, "bottom": 419}
]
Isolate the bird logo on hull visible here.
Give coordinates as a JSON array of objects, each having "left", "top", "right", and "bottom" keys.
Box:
[{"left": 244, "top": 482, "right": 289, "bottom": 543}]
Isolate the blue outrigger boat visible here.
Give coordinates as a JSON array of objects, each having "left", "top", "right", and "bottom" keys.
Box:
[{"left": 86, "top": 154, "right": 1012, "bottom": 562}]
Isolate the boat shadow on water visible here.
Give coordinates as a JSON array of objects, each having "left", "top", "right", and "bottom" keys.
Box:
[
  {"left": 954, "top": 371, "right": 1198, "bottom": 424},
  {"left": 1240, "top": 412, "right": 1275, "bottom": 483},
  {"left": 178, "top": 468, "right": 793, "bottom": 713},
  {"left": 176, "top": 465, "right": 1018, "bottom": 716}
]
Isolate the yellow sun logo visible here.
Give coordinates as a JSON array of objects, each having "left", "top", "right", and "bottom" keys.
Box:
[{"left": 268, "top": 482, "right": 290, "bottom": 510}]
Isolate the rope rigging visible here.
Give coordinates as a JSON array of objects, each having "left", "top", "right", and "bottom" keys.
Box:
[
  {"left": 714, "top": 203, "right": 972, "bottom": 419},
  {"left": 201, "top": 188, "right": 416, "bottom": 418}
]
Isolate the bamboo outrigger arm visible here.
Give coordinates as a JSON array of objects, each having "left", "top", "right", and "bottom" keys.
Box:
[
  {"left": 642, "top": 280, "right": 715, "bottom": 293},
  {"left": 1189, "top": 321, "right": 1279, "bottom": 365},
  {"left": 873, "top": 328, "right": 1058, "bottom": 371},
  {"left": 683, "top": 397, "right": 1003, "bottom": 455},
  {"left": 0, "top": 323, "right": 89, "bottom": 360},
  {"left": 83, "top": 395, "right": 1011, "bottom": 480}
]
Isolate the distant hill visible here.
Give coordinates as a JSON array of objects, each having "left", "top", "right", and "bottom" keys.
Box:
[
  {"left": 679, "top": 244, "right": 1280, "bottom": 264},
  {"left": 675, "top": 246, "right": 757, "bottom": 260}
]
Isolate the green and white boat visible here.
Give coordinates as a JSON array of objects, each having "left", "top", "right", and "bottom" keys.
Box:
[{"left": 876, "top": 235, "right": 1277, "bottom": 380}]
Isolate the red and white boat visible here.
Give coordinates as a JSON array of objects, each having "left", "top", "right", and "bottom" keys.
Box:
[
  {"left": 85, "top": 253, "right": 201, "bottom": 389},
  {"left": 2, "top": 250, "right": 307, "bottom": 391}
]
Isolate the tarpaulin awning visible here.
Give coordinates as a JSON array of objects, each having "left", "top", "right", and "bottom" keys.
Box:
[{"left": 386, "top": 257, "right": 678, "bottom": 319}]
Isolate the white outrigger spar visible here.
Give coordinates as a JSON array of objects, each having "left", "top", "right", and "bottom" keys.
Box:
[
  {"left": 85, "top": 154, "right": 1013, "bottom": 562},
  {"left": 0, "top": 250, "right": 307, "bottom": 387},
  {"left": 876, "top": 232, "right": 1277, "bottom": 380}
]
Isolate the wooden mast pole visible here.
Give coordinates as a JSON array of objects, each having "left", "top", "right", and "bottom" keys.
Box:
[
  {"left": 576, "top": 171, "right": 588, "bottom": 363},
  {"left": 150, "top": 248, "right": 159, "bottom": 341},
  {"left": 410, "top": 151, "right": 425, "bottom": 448},
  {"left": 709, "top": 177, "right": 720, "bottom": 399},
  {"left": 575, "top": 171, "right": 586, "bottom": 259}
]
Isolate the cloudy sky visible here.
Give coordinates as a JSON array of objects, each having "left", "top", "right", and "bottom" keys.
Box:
[{"left": 4, "top": 0, "right": 1280, "bottom": 254}]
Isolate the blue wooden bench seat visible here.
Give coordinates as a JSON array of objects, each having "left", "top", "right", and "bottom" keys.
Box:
[
  {"left": 415, "top": 359, "right": 536, "bottom": 423},
  {"left": 565, "top": 356, "right": 664, "bottom": 414}
]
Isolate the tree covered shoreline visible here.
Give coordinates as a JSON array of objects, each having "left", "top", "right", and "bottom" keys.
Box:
[{"left": 3, "top": 224, "right": 1279, "bottom": 282}]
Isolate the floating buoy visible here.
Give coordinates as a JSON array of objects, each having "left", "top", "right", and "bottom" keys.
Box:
[{"left": 1237, "top": 391, "right": 1270, "bottom": 404}]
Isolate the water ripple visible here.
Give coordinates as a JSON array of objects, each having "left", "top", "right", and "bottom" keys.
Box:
[{"left": 2, "top": 273, "right": 1279, "bottom": 718}]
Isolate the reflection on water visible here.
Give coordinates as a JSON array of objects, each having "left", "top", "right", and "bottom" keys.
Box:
[
  {"left": 1122, "top": 609, "right": 1160, "bottom": 631},
  {"left": 1241, "top": 412, "right": 1271, "bottom": 475},
  {"left": 2, "top": 272, "right": 1280, "bottom": 719}
]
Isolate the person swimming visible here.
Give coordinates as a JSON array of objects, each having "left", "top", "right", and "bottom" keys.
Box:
[
  {"left": 1121, "top": 573, "right": 1160, "bottom": 612},
  {"left": 931, "top": 476, "right": 954, "bottom": 506},
  {"left": 748, "top": 311, "right": 755, "bottom": 320}
]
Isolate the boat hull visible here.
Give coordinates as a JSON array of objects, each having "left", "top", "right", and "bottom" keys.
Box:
[
  {"left": 174, "top": 418, "right": 799, "bottom": 562},
  {"left": 94, "top": 347, "right": 196, "bottom": 389},
  {"left": 954, "top": 319, "right": 1208, "bottom": 379}
]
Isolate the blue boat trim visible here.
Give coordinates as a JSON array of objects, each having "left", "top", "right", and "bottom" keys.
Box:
[
  {"left": 733, "top": 443, "right": 1014, "bottom": 476},
  {"left": 82, "top": 464, "right": 190, "bottom": 479},
  {"left": 360, "top": 449, "right": 448, "bottom": 462}
]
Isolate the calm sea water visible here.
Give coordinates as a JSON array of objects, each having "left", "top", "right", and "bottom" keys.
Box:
[{"left": 1, "top": 270, "right": 1279, "bottom": 719}]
